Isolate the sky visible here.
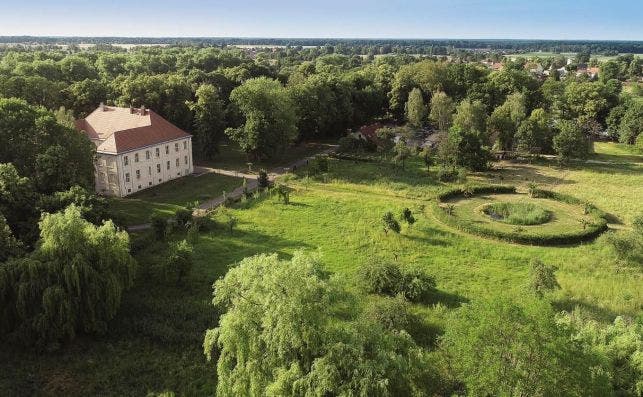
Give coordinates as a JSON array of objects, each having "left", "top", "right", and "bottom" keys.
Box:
[{"left": 0, "top": 0, "right": 641, "bottom": 40}]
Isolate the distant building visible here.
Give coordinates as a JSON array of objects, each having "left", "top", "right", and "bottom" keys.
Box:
[{"left": 75, "top": 104, "right": 194, "bottom": 197}]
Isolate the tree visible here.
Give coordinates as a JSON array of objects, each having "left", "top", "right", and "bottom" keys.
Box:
[
  {"left": 382, "top": 211, "right": 401, "bottom": 234},
  {"left": 486, "top": 92, "right": 526, "bottom": 150},
  {"left": 257, "top": 169, "right": 269, "bottom": 189},
  {"left": 0, "top": 163, "right": 39, "bottom": 246},
  {"left": 203, "top": 252, "right": 429, "bottom": 396},
  {"left": 400, "top": 208, "right": 416, "bottom": 227},
  {"left": 405, "top": 88, "right": 427, "bottom": 128},
  {"left": 0, "top": 205, "right": 135, "bottom": 347},
  {"left": 528, "top": 258, "right": 560, "bottom": 297},
  {"left": 0, "top": 214, "right": 22, "bottom": 262},
  {"left": 359, "top": 259, "right": 436, "bottom": 302},
  {"left": 0, "top": 98, "right": 95, "bottom": 193},
  {"left": 452, "top": 99, "right": 487, "bottom": 134},
  {"left": 188, "top": 84, "right": 226, "bottom": 159},
  {"left": 429, "top": 90, "right": 455, "bottom": 132},
  {"left": 166, "top": 240, "right": 193, "bottom": 284},
  {"left": 63, "top": 79, "right": 107, "bottom": 117},
  {"left": 618, "top": 101, "right": 642, "bottom": 145},
  {"left": 439, "top": 295, "right": 610, "bottom": 397},
  {"left": 420, "top": 145, "right": 434, "bottom": 172},
  {"left": 150, "top": 214, "right": 168, "bottom": 240},
  {"left": 226, "top": 77, "right": 298, "bottom": 160},
  {"left": 553, "top": 119, "right": 590, "bottom": 164},
  {"left": 515, "top": 108, "right": 554, "bottom": 154},
  {"left": 440, "top": 127, "right": 491, "bottom": 171},
  {"left": 393, "top": 138, "right": 412, "bottom": 169}
]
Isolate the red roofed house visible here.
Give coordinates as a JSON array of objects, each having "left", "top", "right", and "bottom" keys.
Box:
[{"left": 75, "top": 104, "right": 194, "bottom": 197}]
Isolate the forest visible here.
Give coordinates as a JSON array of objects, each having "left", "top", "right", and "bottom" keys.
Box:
[{"left": 0, "top": 42, "right": 642, "bottom": 396}]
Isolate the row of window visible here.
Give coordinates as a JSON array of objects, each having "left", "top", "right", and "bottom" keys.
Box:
[
  {"left": 125, "top": 156, "right": 189, "bottom": 182},
  {"left": 123, "top": 140, "right": 189, "bottom": 166}
]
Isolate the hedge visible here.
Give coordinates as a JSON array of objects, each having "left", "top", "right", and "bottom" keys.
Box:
[{"left": 432, "top": 185, "right": 608, "bottom": 245}]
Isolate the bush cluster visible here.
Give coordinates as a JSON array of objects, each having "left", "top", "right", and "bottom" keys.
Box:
[{"left": 359, "top": 260, "right": 436, "bottom": 302}]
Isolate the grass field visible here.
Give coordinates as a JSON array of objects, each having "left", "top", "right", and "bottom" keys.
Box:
[
  {"left": 1, "top": 142, "right": 641, "bottom": 396},
  {"left": 107, "top": 172, "right": 241, "bottom": 225},
  {"left": 505, "top": 52, "right": 639, "bottom": 61}
]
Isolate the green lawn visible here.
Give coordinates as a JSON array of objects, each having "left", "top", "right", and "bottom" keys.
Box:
[
  {"left": 108, "top": 172, "right": 242, "bottom": 225},
  {"left": 2, "top": 143, "right": 641, "bottom": 396}
]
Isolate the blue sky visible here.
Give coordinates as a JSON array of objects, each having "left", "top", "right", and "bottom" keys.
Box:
[{"left": 1, "top": 0, "right": 641, "bottom": 40}]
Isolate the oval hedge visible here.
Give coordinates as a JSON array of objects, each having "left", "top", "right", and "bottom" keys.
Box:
[{"left": 432, "top": 185, "right": 608, "bottom": 245}]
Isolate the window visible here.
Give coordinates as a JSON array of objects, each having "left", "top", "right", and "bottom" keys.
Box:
[
  {"left": 136, "top": 170, "right": 141, "bottom": 179},
  {"left": 146, "top": 150, "right": 150, "bottom": 160},
  {"left": 175, "top": 158, "right": 179, "bottom": 167},
  {"left": 175, "top": 142, "right": 179, "bottom": 152},
  {"left": 165, "top": 145, "right": 169, "bottom": 154},
  {"left": 156, "top": 164, "right": 161, "bottom": 173},
  {"left": 155, "top": 147, "right": 160, "bottom": 157},
  {"left": 166, "top": 161, "right": 170, "bottom": 170},
  {"left": 125, "top": 173, "right": 130, "bottom": 182},
  {"left": 148, "top": 166, "right": 151, "bottom": 176},
  {"left": 148, "top": 182, "right": 152, "bottom": 186},
  {"left": 124, "top": 156, "right": 129, "bottom": 166},
  {"left": 184, "top": 155, "right": 188, "bottom": 165},
  {"left": 134, "top": 153, "right": 139, "bottom": 162},
  {"left": 108, "top": 173, "right": 117, "bottom": 184},
  {"left": 183, "top": 141, "right": 187, "bottom": 150}
]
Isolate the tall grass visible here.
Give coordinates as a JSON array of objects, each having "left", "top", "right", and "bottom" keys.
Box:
[{"left": 483, "top": 202, "right": 551, "bottom": 225}]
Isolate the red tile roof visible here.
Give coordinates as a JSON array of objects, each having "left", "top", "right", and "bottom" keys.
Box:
[{"left": 75, "top": 106, "right": 191, "bottom": 154}]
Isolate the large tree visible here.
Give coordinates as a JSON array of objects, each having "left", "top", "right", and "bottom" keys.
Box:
[
  {"left": 405, "top": 87, "right": 427, "bottom": 128},
  {"left": 439, "top": 295, "right": 610, "bottom": 397},
  {"left": 0, "top": 98, "right": 95, "bottom": 193},
  {"left": 226, "top": 77, "right": 298, "bottom": 160},
  {"left": 553, "top": 119, "right": 590, "bottom": 164},
  {"left": 204, "top": 252, "right": 430, "bottom": 396},
  {"left": 188, "top": 83, "right": 226, "bottom": 159},
  {"left": 452, "top": 99, "right": 487, "bottom": 134},
  {"left": 515, "top": 108, "right": 554, "bottom": 154},
  {"left": 0, "top": 205, "right": 135, "bottom": 347},
  {"left": 429, "top": 90, "right": 455, "bottom": 132},
  {"left": 486, "top": 92, "right": 526, "bottom": 150}
]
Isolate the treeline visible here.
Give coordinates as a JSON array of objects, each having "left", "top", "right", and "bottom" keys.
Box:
[{"left": 2, "top": 36, "right": 643, "bottom": 54}]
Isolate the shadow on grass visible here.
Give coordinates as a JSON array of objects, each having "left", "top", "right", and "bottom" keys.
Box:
[
  {"left": 488, "top": 164, "right": 576, "bottom": 186},
  {"left": 407, "top": 315, "right": 444, "bottom": 349},
  {"left": 553, "top": 297, "right": 619, "bottom": 323},
  {"left": 422, "top": 289, "right": 469, "bottom": 308}
]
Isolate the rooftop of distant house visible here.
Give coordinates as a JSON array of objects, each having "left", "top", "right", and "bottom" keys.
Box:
[{"left": 75, "top": 104, "right": 191, "bottom": 154}]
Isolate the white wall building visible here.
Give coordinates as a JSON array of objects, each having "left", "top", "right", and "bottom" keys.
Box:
[{"left": 75, "top": 104, "right": 194, "bottom": 197}]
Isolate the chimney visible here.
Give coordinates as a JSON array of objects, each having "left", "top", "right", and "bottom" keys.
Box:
[
  {"left": 129, "top": 105, "right": 134, "bottom": 114},
  {"left": 139, "top": 105, "right": 146, "bottom": 116},
  {"left": 99, "top": 102, "right": 105, "bottom": 111}
]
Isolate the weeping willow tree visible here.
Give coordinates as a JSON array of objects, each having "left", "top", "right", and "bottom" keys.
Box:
[{"left": 0, "top": 205, "right": 135, "bottom": 348}]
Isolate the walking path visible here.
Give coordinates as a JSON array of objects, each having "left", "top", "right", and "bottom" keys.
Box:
[{"left": 126, "top": 146, "right": 336, "bottom": 232}]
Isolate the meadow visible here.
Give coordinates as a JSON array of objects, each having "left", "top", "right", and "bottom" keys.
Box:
[{"left": 1, "top": 143, "right": 641, "bottom": 396}]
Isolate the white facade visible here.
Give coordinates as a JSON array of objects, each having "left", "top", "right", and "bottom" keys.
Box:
[{"left": 94, "top": 137, "right": 194, "bottom": 197}]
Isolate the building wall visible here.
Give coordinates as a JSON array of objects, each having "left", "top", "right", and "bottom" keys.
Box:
[{"left": 94, "top": 137, "right": 193, "bottom": 197}]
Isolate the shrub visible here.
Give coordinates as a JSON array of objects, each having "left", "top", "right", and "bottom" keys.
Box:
[
  {"left": 166, "top": 240, "right": 194, "bottom": 284},
  {"left": 359, "top": 260, "right": 436, "bottom": 302},
  {"left": 400, "top": 208, "right": 416, "bottom": 226},
  {"left": 437, "top": 166, "right": 460, "bottom": 182},
  {"left": 364, "top": 295, "right": 411, "bottom": 331},
  {"left": 310, "top": 155, "right": 330, "bottom": 174},
  {"left": 150, "top": 214, "right": 168, "bottom": 240},
  {"left": 174, "top": 208, "right": 192, "bottom": 227},
  {"left": 382, "top": 212, "right": 401, "bottom": 234},
  {"left": 257, "top": 169, "right": 269, "bottom": 189},
  {"left": 528, "top": 258, "right": 560, "bottom": 296}
]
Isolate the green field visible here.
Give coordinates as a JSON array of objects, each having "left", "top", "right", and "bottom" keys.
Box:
[
  {"left": 1, "top": 142, "right": 641, "bottom": 396},
  {"left": 107, "top": 172, "right": 242, "bottom": 225},
  {"left": 505, "top": 52, "right": 639, "bottom": 61}
]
